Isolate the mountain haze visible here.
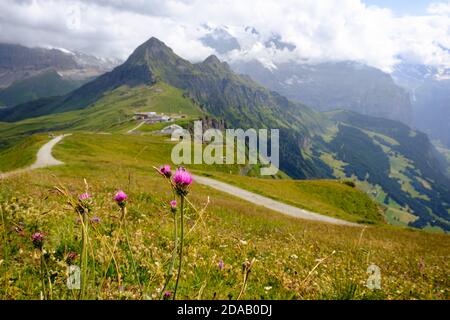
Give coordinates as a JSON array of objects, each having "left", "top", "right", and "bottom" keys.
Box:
[
  {"left": 232, "top": 60, "right": 413, "bottom": 125},
  {"left": 392, "top": 63, "right": 450, "bottom": 148},
  {"left": 0, "top": 70, "right": 88, "bottom": 107}
]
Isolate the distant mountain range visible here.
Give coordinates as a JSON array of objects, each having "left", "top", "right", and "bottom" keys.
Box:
[
  {"left": 0, "top": 43, "right": 119, "bottom": 107},
  {"left": 231, "top": 59, "right": 413, "bottom": 125},
  {"left": 1, "top": 37, "right": 449, "bottom": 231}
]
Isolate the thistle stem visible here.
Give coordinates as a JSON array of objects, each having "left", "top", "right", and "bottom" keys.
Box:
[
  {"left": 79, "top": 210, "right": 88, "bottom": 300},
  {"left": 0, "top": 206, "right": 9, "bottom": 295},
  {"left": 40, "top": 250, "right": 47, "bottom": 300},
  {"left": 173, "top": 195, "right": 184, "bottom": 300},
  {"left": 160, "top": 206, "right": 178, "bottom": 299}
]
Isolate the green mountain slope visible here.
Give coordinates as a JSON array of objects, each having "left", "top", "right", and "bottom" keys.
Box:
[{"left": 318, "top": 111, "right": 450, "bottom": 230}]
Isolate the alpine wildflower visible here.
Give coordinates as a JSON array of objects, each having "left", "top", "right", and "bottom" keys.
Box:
[
  {"left": 79, "top": 193, "right": 91, "bottom": 201},
  {"left": 159, "top": 165, "right": 172, "bottom": 178},
  {"left": 31, "top": 232, "right": 45, "bottom": 250},
  {"left": 66, "top": 252, "right": 78, "bottom": 265},
  {"left": 114, "top": 190, "right": 128, "bottom": 207},
  {"left": 91, "top": 216, "right": 101, "bottom": 224},
  {"left": 32, "top": 232, "right": 47, "bottom": 299},
  {"left": 172, "top": 167, "right": 193, "bottom": 196},
  {"left": 218, "top": 259, "right": 225, "bottom": 271}
]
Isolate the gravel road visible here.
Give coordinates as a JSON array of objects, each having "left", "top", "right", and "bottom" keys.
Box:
[
  {"left": 194, "top": 175, "right": 360, "bottom": 227},
  {"left": 0, "top": 134, "right": 70, "bottom": 179}
]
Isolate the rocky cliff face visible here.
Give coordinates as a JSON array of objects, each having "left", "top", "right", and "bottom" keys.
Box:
[{"left": 186, "top": 116, "right": 227, "bottom": 133}]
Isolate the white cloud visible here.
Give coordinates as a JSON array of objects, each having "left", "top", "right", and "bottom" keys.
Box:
[
  {"left": 428, "top": 1, "right": 450, "bottom": 15},
  {"left": 0, "top": 0, "right": 449, "bottom": 72}
]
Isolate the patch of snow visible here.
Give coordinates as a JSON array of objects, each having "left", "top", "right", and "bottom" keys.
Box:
[
  {"left": 257, "top": 58, "right": 277, "bottom": 71},
  {"left": 56, "top": 47, "right": 74, "bottom": 55},
  {"left": 43, "top": 45, "right": 75, "bottom": 55}
]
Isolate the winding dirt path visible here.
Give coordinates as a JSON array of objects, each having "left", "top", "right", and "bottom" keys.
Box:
[
  {"left": 0, "top": 134, "right": 70, "bottom": 179},
  {"left": 194, "top": 175, "right": 360, "bottom": 227},
  {"left": 0, "top": 133, "right": 360, "bottom": 226},
  {"left": 127, "top": 121, "right": 146, "bottom": 134}
]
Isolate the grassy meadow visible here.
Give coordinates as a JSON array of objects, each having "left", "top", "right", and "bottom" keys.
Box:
[{"left": 0, "top": 132, "right": 448, "bottom": 300}]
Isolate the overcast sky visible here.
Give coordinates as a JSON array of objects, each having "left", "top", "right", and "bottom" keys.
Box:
[{"left": 0, "top": 0, "right": 449, "bottom": 72}]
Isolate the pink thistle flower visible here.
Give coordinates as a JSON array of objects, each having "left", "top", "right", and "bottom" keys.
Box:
[
  {"left": 163, "top": 291, "right": 172, "bottom": 299},
  {"left": 79, "top": 193, "right": 91, "bottom": 201},
  {"left": 172, "top": 167, "right": 193, "bottom": 196},
  {"left": 114, "top": 190, "right": 128, "bottom": 204},
  {"left": 169, "top": 200, "right": 177, "bottom": 212},
  {"left": 91, "top": 216, "right": 101, "bottom": 223},
  {"left": 66, "top": 252, "right": 78, "bottom": 264},
  {"left": 159, "top": 165, "right": 172, "bottom": 178},
  {"left": 31, "top": 232, "right": 45, "bottom": 249},
  {"left": 77, "top": 193, "right": 92, "bottom": 214}
]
